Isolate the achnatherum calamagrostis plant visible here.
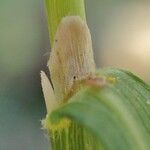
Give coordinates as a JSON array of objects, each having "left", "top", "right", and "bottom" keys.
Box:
[{"left": 41, "top": 0, "right": 150, "bottom": 150}]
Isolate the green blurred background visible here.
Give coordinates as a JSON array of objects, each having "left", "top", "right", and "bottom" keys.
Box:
[{"left": 0, "top": 0, "right": 150, "bottom": 150}]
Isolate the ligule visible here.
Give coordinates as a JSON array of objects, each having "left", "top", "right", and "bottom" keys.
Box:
[{"left": 42, "top": 114, "right": 71, "bottom": 133}]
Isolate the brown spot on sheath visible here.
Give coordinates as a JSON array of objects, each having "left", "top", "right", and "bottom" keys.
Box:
[
  {"left": 56, "top": 51, "right": 62, "bottom": 64},
  {"left": 73, "top": 76, "right": 76, "bottom": 80},
  {"left": 85, "top": 77, "right": 107, "bottom": 88},
  {"left": 106, "top": 76, "right": 116, "bottom": 84}
]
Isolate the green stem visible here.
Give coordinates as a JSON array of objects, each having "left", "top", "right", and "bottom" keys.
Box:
[{"left": 45, "top": 0, "right": 86, "bottom": 45}]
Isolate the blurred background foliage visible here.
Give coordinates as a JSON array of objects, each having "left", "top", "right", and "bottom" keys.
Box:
[{"left": 0, "top": 0, "right": 149, "bottom": 150}]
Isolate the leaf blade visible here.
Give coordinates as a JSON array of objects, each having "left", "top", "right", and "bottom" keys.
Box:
[{"left": 47, "top": 68, "right": 150, "bottom": 150}]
